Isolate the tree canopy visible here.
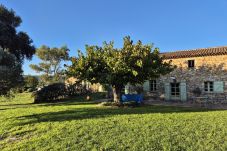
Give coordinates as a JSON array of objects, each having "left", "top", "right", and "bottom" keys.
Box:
[
  {"left": 30, "top": 45, "right": 70, "bottom": 84},
  {"left": 67, "top": 36, "right": 174, "bottom": 103},
  {"left": 0, "top": 48, "right": 23, "bottom": 96},
  {"left": 0, "top": 5, "right": 35, "bottom": 95},
  {"left": 0, "top": 4, "right": 35, "bottom": 62}
]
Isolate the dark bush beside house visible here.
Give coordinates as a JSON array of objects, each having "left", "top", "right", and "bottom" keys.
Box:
[
  {"left": 33, "top": 83, "right": 67, "bottom": 103},
  {"left": 32, "top": 82, "right": 94, "bottom": 103},
  {"left": 66, "top": 83, "right": 89, "bottom": 96}
]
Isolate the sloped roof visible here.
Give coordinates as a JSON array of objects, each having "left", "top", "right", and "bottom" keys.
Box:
[{"left": 161, "top": 46, "right": 227, "bottom": 59}]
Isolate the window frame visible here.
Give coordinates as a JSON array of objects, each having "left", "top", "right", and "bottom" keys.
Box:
[
  {"left": 149, "top": 80, "right": 157, "bottom": 92},
  {"left": 204, "top": 81, "right": 214, "bottom": 92},
  {"left": 171, "top": 83, "right": 180, "bottom": 97},
  {"left": 188, "top": 60, "right": 195, "bottom": 68}
]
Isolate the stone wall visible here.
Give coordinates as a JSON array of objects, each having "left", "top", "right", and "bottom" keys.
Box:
[
  {"left": 151, "top": 55, "right": 227, "bottom": 101},
  {"left": 65, "top": 77, "right": 104, "bottom": 92},
  {"left": 165, "top": 55, "right": 227, "bottom": 70}
]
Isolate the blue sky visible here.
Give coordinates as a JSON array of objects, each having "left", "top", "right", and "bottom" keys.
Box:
[{"left": 1, "top": 0, "right": 227, "bottom": 75}]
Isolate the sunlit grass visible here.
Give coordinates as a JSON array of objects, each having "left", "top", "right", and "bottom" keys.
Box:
[{"left": 0, "top": 93, "right": 227, "bottom": 150}]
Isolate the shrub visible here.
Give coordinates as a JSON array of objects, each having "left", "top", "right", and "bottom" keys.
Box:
[
  {"left": 98, "top": 101, "right": 140, "bottom": 107},
  {"left": 32, "top": 83, "right": 105, "bottom": 103},
  {"left": 27, "top": 88, "right": 34, "bottom": 92},
  {"left": 24, "top": 75, "right": 39, "bottom": 90},
  {"left": 12, "top": 86, "right": 25, "bottom": 93},
  {"left": 66, "top": 83, "right": 88, "bottom": 96},
  {"left": 33, "top": 83, "right": 67, "bottom": 103}
]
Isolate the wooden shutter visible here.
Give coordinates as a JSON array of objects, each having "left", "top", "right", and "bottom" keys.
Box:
[
  {"left": 143, "top": 80, "right": 150, "bottom": 92},
  {"left": 164, "top": 83, "right": 170, "bottom": 101},
  {"left": 180, "top": 82, "right": 187, "bottom": 101},
  {"left": 214, "top": 81, "right": 224, "bottom": 93}
]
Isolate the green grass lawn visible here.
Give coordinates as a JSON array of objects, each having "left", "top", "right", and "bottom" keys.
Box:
[{"left": 0, "top": 93, "right": 227, "bottom": 151}]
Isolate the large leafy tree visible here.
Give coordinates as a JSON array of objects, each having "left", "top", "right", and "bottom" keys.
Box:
[
  {"left": 0, "top": 5, "right": 35, "bottom": 62},
  {"left": 0, "top": 48, "right": 23, "bottom": 96},
  {"left": 67, "top": 36, "right": 174, "bottom": 103},
  {"left": 30, "top": 45, "right": 70, "bottom": 84},
  {"left": 0, "top": 5, "right": 35, "bottom": 95}
]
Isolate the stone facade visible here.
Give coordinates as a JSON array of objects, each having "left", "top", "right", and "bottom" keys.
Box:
[
  {"left": 145, "top": 54, "right": 227, "bottom": 102},
  {"left": 65, "top": 77, "right": 104, "bottom": 92}
]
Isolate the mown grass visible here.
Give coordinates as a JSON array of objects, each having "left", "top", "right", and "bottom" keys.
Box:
[{"left": 0, "top": 93, "right": 227, "bottom": 150}]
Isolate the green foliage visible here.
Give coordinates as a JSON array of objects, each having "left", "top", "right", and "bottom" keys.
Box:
[
  {"left": 0, "top": 48, "right": 23, "bottom": 96},
  {"left": 0, "top": 4, "right": 35, "bottom": 96},
  {"left": 30, "top": 45, "right": 70, "bottom": 84},
  {"left": 33, "top": 82, "right": 94, "bottom": 103},
  {"left": 0, "top": 4, "right": 35, "bottom": 62},
  {"left": 26, "top": 88, "right": 33, "bottom": 92},
  {"left": 24, "top": 75, "right": 39, "bottom": 91},
  {"left": 66, "top": 83, "right": 88, "bottom": 96},
  {"left": 32, "top": 83, "right": 67, "bottom": 103},
  {"left": 67, "top": 36, "right": 174, "bottom": 102},
  {"left": 0, "top": 93, "right": 227, "bottom": 150}
]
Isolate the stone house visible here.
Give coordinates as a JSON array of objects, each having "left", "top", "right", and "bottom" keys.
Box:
[
  {"left": 65, "top": 77, "right": 104, "bottom": 92},
  {"left": 142, "top": 46, "right": 227, "bottom": 102}
]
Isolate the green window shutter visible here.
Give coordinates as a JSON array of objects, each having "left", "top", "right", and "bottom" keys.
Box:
[
  {"left": 214, "top": 81, "right": 224, "bottom": 93},
  {"left": 143, "top": 80, "right": 150, "bottom": 92},
  {"left": 164, "top": 83, "right": 170, "bottom": 101},
  {"left": 180, "top": 82, "right": 187, "bottom": 101}
]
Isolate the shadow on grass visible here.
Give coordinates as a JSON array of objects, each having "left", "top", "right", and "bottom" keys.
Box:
[
  {"left": 17, "top": 104, "right": 221, "bottom": 126},
  {"left": 0, "top": 92, "right": 105, "bottom": 109},
  {"left": 0, "top": 97, "right": 97, "bottom": 111}
]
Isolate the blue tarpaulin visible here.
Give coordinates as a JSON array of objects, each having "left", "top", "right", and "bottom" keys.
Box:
[{"left": 121, "top": 94, "right": 143, "bottom": 103}]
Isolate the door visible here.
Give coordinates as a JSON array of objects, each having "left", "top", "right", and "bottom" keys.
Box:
[{"left": 171, "top": 83, "right": 180, "bottom": 100}]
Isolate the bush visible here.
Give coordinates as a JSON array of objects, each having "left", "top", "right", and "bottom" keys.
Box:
[
  {"left": 99, "top": 101, "right": 140, "bottom": 107},
  {"left": 27, "top": 88, "right": 34, "bottom": 92},
  {"left": 33, "top": 83, "right": 67, "bottom": 103},
  {"left": 12, "top": 86, "right": 25, "bottom": 93},
  {"left": 24, "top": 75, "right": 39, "bottom": 90},
  {"left": 66, "top": 83, "right": 89, "bottom": 96},
  {"left": 32, "top": 83, "right": 105, "bottom": 103}
]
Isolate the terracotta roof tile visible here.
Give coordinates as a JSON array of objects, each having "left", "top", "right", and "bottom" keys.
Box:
[{"left": 161, "top": 46, "right": 227, "bottom": 59}]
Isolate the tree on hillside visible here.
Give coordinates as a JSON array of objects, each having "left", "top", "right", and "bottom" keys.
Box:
[
  {"left": 30, "top": 45, "right": 70, "bottom": 85},
  {"left": 67, "top": 36, "right": 174, "bottom": 103},
  {"left": 0, "top": 5, "right": 35, "bottom": 95}
]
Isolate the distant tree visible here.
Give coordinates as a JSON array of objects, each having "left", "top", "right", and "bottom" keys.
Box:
[
  {"left": 67, "top": 36, "right": 174, "bottom": 103},
  {"left": 0, "top": 5, "right": 35, "bottom": 95},
  {"left": 30, "top": 45, "right": 70, "bottom": 84},
  {"left": 24, "top": 75, "right": 39, "bottom": 90}
]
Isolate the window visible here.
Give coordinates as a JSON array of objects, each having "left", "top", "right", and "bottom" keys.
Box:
[
  {"left": 171, "top": 83, "right": 180, "bottom": 97},
  {"left": 150, "top": 80, "right": 157, "bottom": 91},
  {"left": 188, "top": 60, "right": 195, "bottom": 68},
  {"left": 204, "top": 81, "right": 214, "bottom": 92}
]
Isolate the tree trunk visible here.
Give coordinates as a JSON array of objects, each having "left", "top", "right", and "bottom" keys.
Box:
[{"left": 112, "top": 85, "right": 122, "bottom": 104}]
